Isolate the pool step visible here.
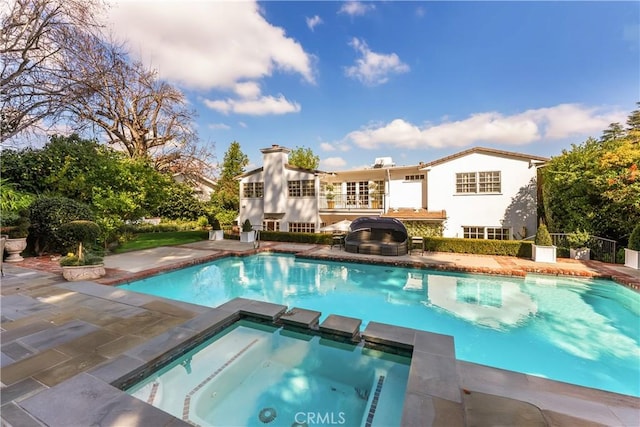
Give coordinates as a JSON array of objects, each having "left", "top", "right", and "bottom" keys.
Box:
[{"left": 319, "top": 314, "right": 362, "bottom": 341}]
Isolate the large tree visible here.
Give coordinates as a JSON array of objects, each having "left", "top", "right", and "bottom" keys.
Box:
[
  {"left": 60, "top": 33, "right": 209, "bottom": 177},
  {"left": 288, "top": 146, "right": 320, "bottom": 170},
  {"left": 210, "top": 141, "right": 248, "bottom": 224},
  {"left": 1, "top": 0, "right": 103, "bottom": 142},
  {"left": 541, "top": 105, "right": 640, "bottom": 244}
]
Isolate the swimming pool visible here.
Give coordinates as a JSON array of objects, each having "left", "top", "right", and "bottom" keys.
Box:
[
  {"left": 126, "top": 320, "right": 411, "bottom": 426},
  {"left": 120, "top": 253, "right": 640, "bottom": 397}
]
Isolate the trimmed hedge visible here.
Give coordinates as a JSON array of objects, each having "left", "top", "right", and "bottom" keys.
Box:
[
  {"left": 226, "top": 231, "right": 333, "bottom": 245},
  {"left": 423, "top": 237, "right": 532, "bottom": 258}
]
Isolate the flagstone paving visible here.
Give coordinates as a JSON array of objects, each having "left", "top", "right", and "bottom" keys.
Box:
[{"left": 1, "top": 240, "right": 639, "bottom": 426}]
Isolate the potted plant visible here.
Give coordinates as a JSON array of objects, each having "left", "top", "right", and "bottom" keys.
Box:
[
  {"left": 532, "top": 223, "right": 556, "bottom": 263},
  {"left": 325, "top": 183, "right": 336, "bottom": 209},
  {"left": 567, "top": 229, "right": 591, "bottom": 260},
  {"left": 58, "top": 220, "right": 106, "bottom": 281},
  {"left": 209, "top": 217, "right": 224, "bottom": 241},
  {"left": 240, "top": 219, "right": 255, "bottom": 243},
  {"left": 624, "top": 223, "right": 640, "bottom": 269},
  {"left": 4, "top": 210, "right": 30, "bottom": 262}
]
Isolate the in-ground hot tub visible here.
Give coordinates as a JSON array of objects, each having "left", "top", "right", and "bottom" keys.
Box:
[{"left": 126, "top": 319, "right": 411, "bottom": 427}]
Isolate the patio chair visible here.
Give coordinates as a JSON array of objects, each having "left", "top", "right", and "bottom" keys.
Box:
[{"left": 331, "top": 232, "right": 345, "bottom": 250}]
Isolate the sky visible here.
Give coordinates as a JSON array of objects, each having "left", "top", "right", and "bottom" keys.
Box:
[{"left": 104, "top": 0, "right": 640, "bottom": 171}]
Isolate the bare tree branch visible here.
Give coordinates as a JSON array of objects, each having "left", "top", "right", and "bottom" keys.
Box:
[{"left": 1, "top": 0, "right": 105, "bottom": 142}]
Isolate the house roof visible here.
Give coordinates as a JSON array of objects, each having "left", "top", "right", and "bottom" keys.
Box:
[
  {"left": 235, "top": 167, "right": 264, "bottom": 179},
  {"left": 421, "top": 147, "right": 549, "bottom": 168},
  {"left": 382, "top": 208, "right": 447, "bottom": 221},
  {"left": 236, "top": 164, "right": 326, "bottom": 180}
]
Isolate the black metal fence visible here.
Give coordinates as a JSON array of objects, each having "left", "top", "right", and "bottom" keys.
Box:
[{"left": 550, "top": 233, "right": 618, "bottom": 263}]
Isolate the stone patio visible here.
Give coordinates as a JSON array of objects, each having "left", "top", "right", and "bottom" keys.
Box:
[{"left": 1, "top": 241, "right": 639, "bottom": 426}]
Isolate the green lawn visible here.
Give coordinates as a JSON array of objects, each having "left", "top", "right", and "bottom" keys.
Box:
[{"left": 113, "top": 230, "right": 209, "bottom": 253}]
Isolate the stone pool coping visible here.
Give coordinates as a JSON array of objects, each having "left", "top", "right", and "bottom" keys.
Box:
[
  {"left": 12, "top": 240, "right": 640, "bottom": 291},
  {"left": 11, "top": 294, "right": 639, "bottom": 426}
]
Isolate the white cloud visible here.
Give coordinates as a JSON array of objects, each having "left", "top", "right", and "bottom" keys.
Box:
[
  {"left": 204, "top": 95, "right": 300, "bottom": 116},
  {"left": 208, "top": 123, "right": 231, "bottom": 130},
  {"left": 345, "top": 38, "right": 409, "bottom": 86},
  {"left": 338, "top": 1, "right": 375, "bottom": 16},
  {"left": 346, "top": 104, "right": 626, "bottom": 149},
  {"left": 234, "top": 82, "right": 262, "bottom": 99},
  {"left": 106, "top": 0, "right": 314, "bottom": 89},
  {"left": 321, "top": 141, "right": 351, "bottom": 152},
  {"left": 306, "top": 15, "right": 323, "bottom": 31},
  {"left": 238, "top": 121, "right": 248, "bottom": 128},
  {"left": 321, "top": 157, "right": 347, "bottom": 168}
]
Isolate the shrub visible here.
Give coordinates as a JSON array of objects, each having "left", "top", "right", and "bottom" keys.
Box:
[
  {"left": 422, "top": 237, "right": 532, "bottom": 258},
  {"left": 404, "top": 221, "right": 443, "bottom": 238},
  {"left": 242, "top": 219, "right": 253, "bottom": 232},
  {"left": 58, "top": 221, "right": 101, "bottom": 254},
  {"left": 153, "top": 183, "right": 206, "bottom": 221},
  {"left": 534, "top": 224, "right": 553, "bottom": 246},
  {"left": 196, "top": 215, "right": 209, "bottom": 229},
  {"left": 29, "top": 196, "right": 94, "bottom": 254},
  {"left": 566, "top": 229, "right": 591, "bottom": 248},
  {"left": 7, "top": 209, "right": 30, "bottom": 238},
  {"left": 211, "top": 218, "right": 222, "bottom": 230},
  {"left": 629, "top": 223, "right": 640, "bottom": 251},
  {"left": 59, "top": 252, "right": 103, "bottom": 266},
  {"left": 257, "top": 231, "right": 333, "bottom": 245}
]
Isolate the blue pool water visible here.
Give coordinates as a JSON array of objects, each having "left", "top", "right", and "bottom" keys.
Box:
[
  {"left": 127, "top": 320, "right": 410, "bottom": 427},
  {"left": 120, "top": 253, "right": 640, "bottom": 397}
]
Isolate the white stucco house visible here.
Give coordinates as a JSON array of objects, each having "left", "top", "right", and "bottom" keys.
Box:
[{"left": 237, "top": 145, "right": 547, "bottom": 239}]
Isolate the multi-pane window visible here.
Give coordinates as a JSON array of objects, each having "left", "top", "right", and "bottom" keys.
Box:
[
  {"left": 486, "top": 227, "right": 510, "bottom": 240},
  {"left": 243, "top": 182, "right": 264, "bottom": 198},
  {"left": 456, "top": 173, "right": 477, "bottom": 193},
  {"left": 346, "top": 182, "right": 357, "bottom": 205},
  {"left": 405, "top": 174, "right": 425, "bottom": 181},
  {"left": 479, "top": 172, "right": 501, "bottom": 193},
  {"left": 456, "top": 171, "right": 501, "bottom": 193},
  {"left": 288, "top": 222, "right": 315, "bottom": 233},
  {"left": 464, "top": 226, "right": 511, "bottom": 240},
  {"left": 463, "top": 226, "right": 485, "bottom": 239},
  {"left": 302, "top": 180, "right": 315, "bottom": 197},
  {"left": 288, "top": 181, "right": 300, "bottom": 197},
  {"left": 262, "top": 220, "right": 280, "bottom": 232},
  {"left": 288, "top": 180, "right": 315, "bottom": 197}
]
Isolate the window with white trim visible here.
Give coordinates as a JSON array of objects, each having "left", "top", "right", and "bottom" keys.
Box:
[
  {"left": 262, "top": 220, "right": 280, "bottom": 231},
  {"left": 456, "top": 172, "right": 477, "bottom": 193},
  {"left": 405, "top": 174, "right": 425, "bottom": 181},
  {"left": 288, "top": 222, "right": 315, "bottom": 233},
  {"left": 464, "top": 226, "right": 511, "bottom": 240},
  {"left": 456, "top": 171, "right": 501, "bottom": 193},
  {"left": 479, "top": 171, "right": 501, "bottom": 193},
  {"left": 463, "top": 226, "right": 485, "bottom": 239},
  {"left": 486, "top": 227, "right": 510, "bottom": 240},
  {"left": 288, "top": 180, "right": 315, "bottom": 197},
  {"left": 243, "top": 182, "right": 264, "bottom": 198}
]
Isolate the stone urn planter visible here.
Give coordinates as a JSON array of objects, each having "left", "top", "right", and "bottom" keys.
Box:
[
  {"left": 62, "top": 264, "right": 106, "bottom": 281},
  {"left": 4, "top": 237, "right": 27, "bottom": 262},
  {"left": 624, "top": 249, "right": 640, "bottom": 270},
  {"left": 570, "top": 247, "right": 591, "bottom": 260}
]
